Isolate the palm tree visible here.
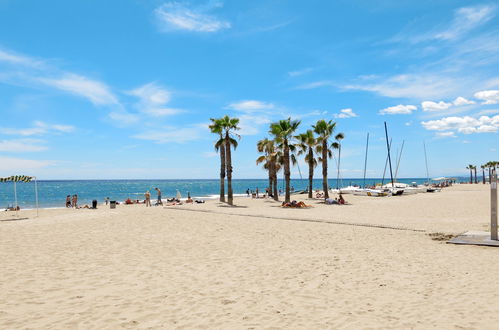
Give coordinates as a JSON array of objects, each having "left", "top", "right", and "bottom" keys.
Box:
[
  {"left": 473, "top": 165, "right": 478, "bottom": 184},
  {"left": 466, "top": 164, "right": 473, "bottom": 184},
  {"left": 256, "top": 138, "right": 282, "bottom": 201},
  {"left": 332, "top": 132, "right": 345, "bottom": 189},
  {"left": 218, "top": 115, "right": 240, "bottom": 206},
  {"left": 270, "top": 118, "right": 301, "bottom": 203},
  {"left": 296, "top": 130, "right": 317, "bottom": 199},
  {"left": 481, "top": 165, "right": 486, "bottom": 184},
  {"left": 313, "top": 119, "right": 342, "bottom": 199},
  {"left": 209, "top": 118, "right": 226, "bottom": 202}
]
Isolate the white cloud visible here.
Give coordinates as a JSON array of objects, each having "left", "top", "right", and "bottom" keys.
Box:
[
  {"left": 0, "top": 156, "right": 53, "bottom": 171},
  {"left": 474, "top": 90, "right": 499, "bottom": 104},
  {"left": 436, "top": 132, "right": 457, "bottom": 138},
  {"left": 39, "top": 74, "right": 118, "bottom": 105},
  {"left": 155, "top": 2, "right": 230, "bottom": 33},
  {"left": 226, "top": 100, "right": 274, "bottom": 113},
  {"left": 421, "top": 115, "right": 499, "bottom": 134},
  {"left": 0, "top": 121, "right": 74, "bottom": 136},
  {"left": 133, "top": 126, "right": 204, "bottom": 143},
  {"left": 421, "top": 100, "right": 452, "bottom": 112},
  {"left": 453, "top": 96, "right": 475, "bottom": 106},
  {"left": 0, "top": 139, "right": 47, "bottom": 152},
  {"left": 379, "top": 104, "right": 417, "bottom": 115},
  {"left": 334, "top": 108, "right": 358, "bottom": 118}
]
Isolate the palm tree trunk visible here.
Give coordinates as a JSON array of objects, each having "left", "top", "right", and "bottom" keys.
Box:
[
  {"left": 322, "top": 141, "right": 329, "bottom": 199},
  {"left": 271, "top": 160, "right": 279, "bottom": 201},
  {"left": 219, "top": 141, "right": 226, "bottom": 202},
  {"left": 308, "top": 147, "right": 313, "bottom": 199},
  {"left": 268, "top": 163, "right": 273, "bottom": 197},
  {"left": 474, "top": 168, "right": 477, "bottom": 184},
  {"left": 225, "top": 133, "right": 233, "bottom": 205},
  {"left": 489, "top": 168, "right": 492, "bottom": 183},
  {"left": 284, "top": 140, "right": 291, "bottom": 203},
  {"left": 482, "top": 168, "right": 486, "bottom": 184},
  {"left": 469, "top": 169, "right": 472, "bottom": 184}
]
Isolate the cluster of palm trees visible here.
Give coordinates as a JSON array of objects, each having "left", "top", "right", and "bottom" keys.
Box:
[
  {"left": 257, "top": 118, "right": 344, "bottom": 203},
  {"left": 209, "top": 116, "right": 240, "bottom": 206},
  {"left": 466, "top": 161, "right": 498, "bottom": 184}
]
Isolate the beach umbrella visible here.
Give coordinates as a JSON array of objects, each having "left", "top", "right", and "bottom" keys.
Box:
[
  {"left": 0, "top": 175, "right": 39, "bottom": 217},
  {"left": 176, "top": 189, "right": 181, "bottom": 200}
]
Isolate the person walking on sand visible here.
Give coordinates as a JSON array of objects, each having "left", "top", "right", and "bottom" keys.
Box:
[
  {"left": 145, "top": 191, "right": 151, "bottom": 207},
  {"left": 155, "top": 187, "right": 162, "bottom": 205}
]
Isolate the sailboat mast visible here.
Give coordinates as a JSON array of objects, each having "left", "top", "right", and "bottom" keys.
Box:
[
  {"left": 384, "top": 122, "right": 395, "bottom": 187},
  {"left": 381, "top": 139, "right": 392, "bottom": 186},
  {"left": 394, "top": 140, "right": 405, "bottom": 181},
  {"left": 363, "top": 133, "right": 369, "bottom": 188},
  {"left": 423, "top": 141, "right": 430, "bottom": 184}
]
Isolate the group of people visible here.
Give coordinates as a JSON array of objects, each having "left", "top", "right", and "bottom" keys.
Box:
[
  {"left": 246, "top": 186, "right": 295, "bottom": 199},
  {"left": 144, "top": 188, "right": 162, "bottom": 207},
  {"left": 281, "top": 200, "right": 311, "bottom": 208},
  {"left": 65, "top": 194, "right": 78, "bottom": 208},
  {"left": 325, "top": 193, "right": 346, "bottom": 205}
]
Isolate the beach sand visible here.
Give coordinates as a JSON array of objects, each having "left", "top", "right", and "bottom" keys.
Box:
[{"left": 1, "top": 184, "right": 498, "bottom": 329}]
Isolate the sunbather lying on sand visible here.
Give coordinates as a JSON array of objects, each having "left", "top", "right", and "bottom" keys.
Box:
[{"left": 281, "top": 200, "right": 311, "bottom": 208}]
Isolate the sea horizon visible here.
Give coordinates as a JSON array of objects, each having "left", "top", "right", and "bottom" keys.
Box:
[{"left": 1, "top": 177, "right": 465, "bottom": 209}]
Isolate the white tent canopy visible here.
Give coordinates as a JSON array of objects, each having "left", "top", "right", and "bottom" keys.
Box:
[{"left": 432, "top": 177, "right": 448, "bottom": 181}]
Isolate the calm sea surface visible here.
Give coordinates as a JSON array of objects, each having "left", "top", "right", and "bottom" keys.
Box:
[{"left": 0, "top": 178, "right": 437, "bottom": 209}]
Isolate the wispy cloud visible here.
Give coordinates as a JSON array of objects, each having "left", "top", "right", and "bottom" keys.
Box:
[
  {"left": 129, "top": 82, "right": 184, "bottom": 117},
  {"left": 288, "top": 67, "right": 313, "bottom": 77},
  {"left": 296, "top": 80, "right": 335, "bottom": 90},
  {"left": 0, "top": 121, "right": 74, "bottom": 136},
  {"left": 0, "top": 48, "right": 44, "bottom": 68},
  {"left": 39, "top": 74, "right": 118, "bottom": 106},
  {"left": 155, "top": 2, "right": 231, "bottom": 33},
  {"left": 433, "top": 5, "right": 496, "bottom": 41},
  {"left": 226, "top": 100, "right": 274, "bottom": 113},
  {"left": 379, "top": 104, "right": 417, "bottom": 115},
  {"left": 0, "top": 156, "right": 53, "bottom": 171},
  {"left": 0, "top": 138, "right": 47, "bottom": 152},
  {"left": 133, "top": 125, "right": 205, "bottom": 143}
]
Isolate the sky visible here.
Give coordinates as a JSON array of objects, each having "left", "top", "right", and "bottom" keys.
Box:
[{"left": 0, "top": 0, "right": 498, "bottom": 180}]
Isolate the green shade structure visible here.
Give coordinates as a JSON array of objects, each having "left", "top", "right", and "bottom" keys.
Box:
[{"left": 0, "top": 175, "right": 39, "bottom": 217}]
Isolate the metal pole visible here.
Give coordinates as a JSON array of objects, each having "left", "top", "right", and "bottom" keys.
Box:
[
  {"left": 491, "top": 170, "right": 497, "bottom": 241},
  {"left": 363, "top": 133, "right": 369, "bottom": 188},
  {"left": 384, "top": 122, "right": 395, "bottom": 188},
  {"left": 34, "top": 177, "right": 39, "bottom": 217}
]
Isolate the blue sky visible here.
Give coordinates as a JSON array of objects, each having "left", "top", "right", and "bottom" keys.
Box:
[{"left": 0, "top": 0, "right": 498, "bottom": 179}]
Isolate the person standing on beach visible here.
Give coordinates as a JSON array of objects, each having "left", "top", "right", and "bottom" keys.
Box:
[
  {"left": 155, "top": 187, "right": 162, "bottom": 205},
  {"left": 72, "top": 194, "right": 78, "bottom": 208},
  {"left": 256, "top": 187, "right": 259, "bottom": 198},
  {"left": 145, "top": 191, "right": 151, "bottom": 207}
]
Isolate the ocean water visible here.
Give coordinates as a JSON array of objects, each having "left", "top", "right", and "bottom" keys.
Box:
[{"left": 0, "top": 178, "right": 432, "bottom": 209}]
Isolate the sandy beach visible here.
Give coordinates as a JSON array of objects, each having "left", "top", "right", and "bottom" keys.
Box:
[{"left": 1, "top": 184, "right": 498, "bottom": 329}]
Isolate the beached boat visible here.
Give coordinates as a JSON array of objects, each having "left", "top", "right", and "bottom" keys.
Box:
[{"left": 353, "top": 188, "right": 389, "bottom": 197}]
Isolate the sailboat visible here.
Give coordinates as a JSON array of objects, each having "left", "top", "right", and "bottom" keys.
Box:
[{"left": 351, "top": 133, "right": 389, "bottom": 197}]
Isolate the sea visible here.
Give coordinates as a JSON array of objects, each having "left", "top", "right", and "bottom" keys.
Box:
[{"left": 0, "top": 178, "right": 439, "bottom": 209}]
